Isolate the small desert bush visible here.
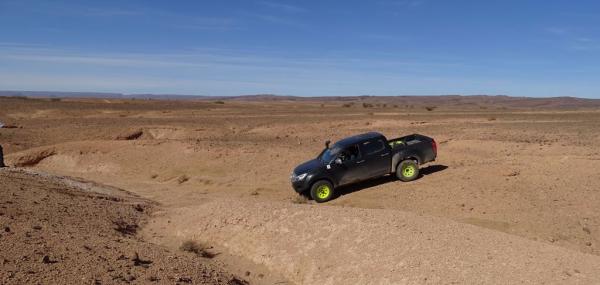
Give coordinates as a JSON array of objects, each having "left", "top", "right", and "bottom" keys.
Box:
[
  {"left": 177, "top": 175, "right": 190, "bottom": 184},
  {"left": 425, "top": 106, "right": 437, "bottom": 111},
  {"left": 362, "top": 102, "right": 374, "bottom": 108},
  {"left": 213, "top": 100, "right": 225, "bottom": 104},
  {"left": 180, "top": 240, "right": 216, "bottom": 258},
  {"left": 342, "top": 103, "right": 354, "bottom": 108}
]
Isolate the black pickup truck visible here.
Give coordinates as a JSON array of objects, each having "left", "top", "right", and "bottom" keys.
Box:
[{"left": 291, "top": 132, "right": 437, "bottom": 202}]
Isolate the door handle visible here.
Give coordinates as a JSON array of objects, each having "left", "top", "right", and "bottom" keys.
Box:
[
  {"left": 380, "top": 153, "right": 390, "bottom": 157},
  {"left": 356, "top": 160, "right": 365, "bottom": 164}
]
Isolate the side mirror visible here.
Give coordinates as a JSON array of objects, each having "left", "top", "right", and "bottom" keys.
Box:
[
  {"left": 325, "top": 140, "right": 331, "bottom": 148},
  {"left": 334, "top": 158, "right": 343, "bottom": 165}
]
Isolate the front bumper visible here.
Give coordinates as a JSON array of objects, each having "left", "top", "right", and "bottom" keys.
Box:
[{"left": 291, "top": 179, "right": 310, "bottom": 193}]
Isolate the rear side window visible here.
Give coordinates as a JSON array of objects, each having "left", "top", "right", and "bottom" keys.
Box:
[
  {"left": 362, "top": 139, "right": 385, "bottom": 155},
  {"left": 339, "top": 144, "right": 361, "bottom": 162}
]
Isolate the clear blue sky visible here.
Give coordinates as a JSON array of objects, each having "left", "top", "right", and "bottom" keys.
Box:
[{"left": 1, "top": 0, "right": 600, "bottom": 97}]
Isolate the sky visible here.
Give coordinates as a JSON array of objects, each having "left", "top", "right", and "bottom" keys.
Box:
[{"left": 1, "top": 0, "right": 600, "bottom": 98}]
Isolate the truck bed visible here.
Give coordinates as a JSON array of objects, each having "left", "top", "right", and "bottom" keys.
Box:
[
  {"left": 388, "top": 134, "right": 431, "bottom": 149},
  {"left": 388, "top": 134, "right": 437, "bottom": 165}
]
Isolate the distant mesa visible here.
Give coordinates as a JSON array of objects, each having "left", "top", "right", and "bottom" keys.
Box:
[{"left": 1, "top": 90, "right": 599, "bottom": 109}]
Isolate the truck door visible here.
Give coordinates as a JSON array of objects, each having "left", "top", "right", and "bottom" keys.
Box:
[
  {"left": 332, "top": 144, "right": 366, "bottom": 185},
  {"left": 360, "top": 138, "right": 391, "bottom": 177}
]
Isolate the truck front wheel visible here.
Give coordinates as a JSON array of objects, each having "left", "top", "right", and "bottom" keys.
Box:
[
  {"left": 310, "top": 180, "right": 335, "bottom": 203},
  {"left": 397, "top": 160, "right": 419, "bottom": 182}
]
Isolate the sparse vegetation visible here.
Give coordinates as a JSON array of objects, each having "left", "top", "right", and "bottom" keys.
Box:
[
  {"left": 177, "top": 175, "right": 190, "bottom": 184},
  {"left": 214, "top": 100, "right": 225, "bottom": 104},
  {"left": 342, "top": 103, "right": 354, "bottom": 108},
  {"left": 179, "top": 240, "right": 216, "bottom": 258},
  {"left": 425, "top": 106, "right": 437, "bottom": 111},
  {"left": 113, "top": 220, "right": 138, "bottom": 235},
  {"left": 362, "top": 102, "right": 374, "bottom": 108}
]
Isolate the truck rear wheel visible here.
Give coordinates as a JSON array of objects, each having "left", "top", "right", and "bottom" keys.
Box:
[
  {"left": 310, "top": 180, "right": 334, "bottom": 203},
  {"left": 397, "top": 160, "right": 419, "bottom": 182}
]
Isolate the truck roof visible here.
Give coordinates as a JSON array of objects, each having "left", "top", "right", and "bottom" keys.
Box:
[{"left": 335, "top": 132, "right": 384, "bottom": 147}]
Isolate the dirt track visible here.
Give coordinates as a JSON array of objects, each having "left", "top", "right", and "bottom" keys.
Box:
[{"left": 3, "top": 96, "right": 600, "bottom": 283}]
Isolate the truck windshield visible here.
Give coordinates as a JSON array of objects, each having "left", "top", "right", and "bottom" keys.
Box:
[{"left": 319, "top": 145, "right": 342, "bottom": 163}]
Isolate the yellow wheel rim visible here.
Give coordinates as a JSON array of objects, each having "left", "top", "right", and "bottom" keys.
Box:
[
  {"left": 316, "top": 185, "right": 331, "bottom": 199},
  {"left": 403, "top": 165, "right": 415, "bottom": 177}
]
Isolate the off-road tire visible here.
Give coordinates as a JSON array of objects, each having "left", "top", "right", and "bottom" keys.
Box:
[
  {"left": 310, "top": 180, "right": 335, "bottom": 203},
  {"left": 397, "top": 160, "right": 419, "bottom": 182}
]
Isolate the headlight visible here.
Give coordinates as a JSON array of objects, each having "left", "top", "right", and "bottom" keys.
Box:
[{"left": 291, "top": 173, "right": 308, "bottom": 182}]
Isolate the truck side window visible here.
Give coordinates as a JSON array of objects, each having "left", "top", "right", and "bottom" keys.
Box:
[
  {"left": 339, "top": 144, "right": 361, "bottom": 162},
  {"left": 363, "top": 139, "right": 385, "bottom": 155}
]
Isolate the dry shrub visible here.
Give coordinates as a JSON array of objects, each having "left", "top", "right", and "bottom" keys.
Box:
[
  {"left": 342, "top": 103, "right": 354, "bottom": 108},
  {"left": 362, "top": 103, "right": 374, "bottom": 108},
  {"left": 177, "top": 175, "right": 190, "bottom": 184},
  {"left": 425, "top": 106, "right": 437, "bottom": 111},
  {"left": 113, "top": 220, "right": 138, "bottom": 236},
  {"left": 180, "top": 240, "right": 216, "bottom": 258}
]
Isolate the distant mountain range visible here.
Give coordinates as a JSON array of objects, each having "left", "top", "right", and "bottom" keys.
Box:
[{"left": 1, "top": 90, "right": 600, "bottom": 109}]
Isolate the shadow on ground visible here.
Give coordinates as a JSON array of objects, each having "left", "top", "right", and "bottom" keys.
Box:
[{"left": 336, "top": 164, "right": 448, "bottom": 198}]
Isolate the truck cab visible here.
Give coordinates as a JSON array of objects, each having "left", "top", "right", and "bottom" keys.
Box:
[{"left": 291, "top": 132, "right": 436, "bottom": 202}]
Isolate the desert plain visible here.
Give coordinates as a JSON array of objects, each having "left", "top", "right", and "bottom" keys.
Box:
[{"left": 2, "top": 95, "right": 600, "bottom": 284}]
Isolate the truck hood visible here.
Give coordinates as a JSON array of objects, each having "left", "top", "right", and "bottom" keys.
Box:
[{"left": 293, "top": 159, "right": 322, "bottom": 175}]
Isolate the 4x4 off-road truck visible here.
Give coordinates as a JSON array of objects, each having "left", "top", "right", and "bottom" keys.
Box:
[{"left": 290, "top": 132, "right": 437, "bottom": 202}]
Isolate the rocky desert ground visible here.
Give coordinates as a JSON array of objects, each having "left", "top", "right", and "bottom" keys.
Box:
[{"left": 2, "top": 95, "right": 600, "bottom": 284}]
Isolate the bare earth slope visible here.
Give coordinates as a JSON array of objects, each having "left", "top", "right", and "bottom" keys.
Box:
[
  {"left": 0, "top": 169, "right": 240, "bottom": 285},
  {"left": 147, "top": 199, "right": 600, "bottom": 284}
]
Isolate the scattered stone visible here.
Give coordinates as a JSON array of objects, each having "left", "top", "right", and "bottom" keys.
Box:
[
  {"left": 228, "top": 277, "right": 249, "bottom": 285},
  {"left": 41, "top": 255, "right": 56, "bottom": 264},
  {"left": 132, "top": 252, "right": 152, "bottom": 267},
  {"left": 176, "top": 276, "right": 192, "bottom": 283},
  {"left": 583, "top": 226, "right": 591, "bottom": 235},
  {"left": 133, "top": 204, "right": 144, "bottom": 212}
]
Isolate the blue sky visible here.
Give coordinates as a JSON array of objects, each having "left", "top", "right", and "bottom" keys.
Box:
[{"left": 1, "top": 0, "right": 600, "bottom": 97}]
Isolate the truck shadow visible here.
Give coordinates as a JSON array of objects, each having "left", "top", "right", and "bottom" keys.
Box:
[{"left": 335, "top": 164, "right": 448, "bottom": 198}]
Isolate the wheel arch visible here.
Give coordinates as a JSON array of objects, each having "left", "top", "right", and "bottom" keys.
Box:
[
  {"left": 391, "top": 154, "right": 420, "bottom": 172},
  {"left": 310, "top": 177, "right": 334, "bottom": 190}
]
